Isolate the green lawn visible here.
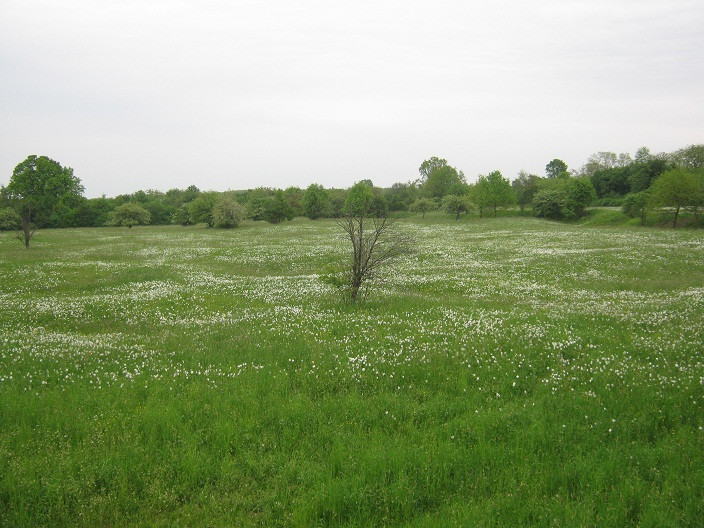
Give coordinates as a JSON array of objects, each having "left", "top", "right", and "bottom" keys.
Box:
[{"left": 1, "top": 215, "right": 703, "bottom": 527}]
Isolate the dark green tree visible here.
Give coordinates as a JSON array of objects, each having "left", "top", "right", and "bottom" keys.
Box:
[
  {"left": 423, "top": 165, "right": 465, "bottom": 199},
  {"left": 563, "top": 178, "right": 596, "bottom": 219},
  {"left": 475, "top": 171, "right": 515, "bottom": 216},
  {"left": 649, "top": 169, "right": 699, "bottom": 228},
  {"left": 188, "top": 193, "right": 218, "bottom": 226},
  {"left": 264, "top": 190, "right": 295, "bottom": 224},
  {"left": 5, "top": 155, "right": 84, "bottom": 248},
  {"left": 409, "top": 197, "right": 435, "bottom": 218},
  {"left": 512, "top": 171, "right": 541, "bottom": 211},
  {"left": 545, "top": 159, "right": 568, "bottom": 179},
  {"left": 302, "top": 184, "right": 332, "bottom": 219}
]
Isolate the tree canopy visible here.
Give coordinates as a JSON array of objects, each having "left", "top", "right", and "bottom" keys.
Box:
[{"left": 545, "top": 159, "right": 568, "bottom": 179}]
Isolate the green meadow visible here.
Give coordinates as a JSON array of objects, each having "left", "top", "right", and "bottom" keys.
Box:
[{"left": 1, "top": 215, "right": 703, "bottom": 527}]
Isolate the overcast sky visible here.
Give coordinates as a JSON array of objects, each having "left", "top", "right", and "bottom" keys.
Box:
[{"left": 1, "top": 0, "right": 702, "bottom": 197}]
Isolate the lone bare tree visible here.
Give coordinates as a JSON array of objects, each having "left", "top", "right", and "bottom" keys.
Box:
[{"left": 324, "top": 181, "right": 412, "bottom": 303}]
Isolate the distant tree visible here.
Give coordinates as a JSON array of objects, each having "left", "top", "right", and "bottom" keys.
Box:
[
  {"left": 533, "top": 189, "right": 566, "bottom": 220},
  {"left": 470, "top": 178, "right": 488, "bottom": 218},
  {"left": 283, "top": 187, "right": 304, "bottom": 217},
  {"left": 172, "top": 203, "right": 192, "bottom": 226},
  {"left": 649, "top": 168, "right": 699, "bottom": 228},
  {"left": 409, "top": 197, "right": 435, "bottom": 218},
  {"left": 635, "top": 146, "right": 652, "bottom": 163},
  {"left": 628, "top": 158, "right": 669, "bottom": 193},
  {"left": 213, "top": 194, "right": 245, "bottom": 228},
  {"left": 264, "top": 190, "right": 295, "bottom": 224},
  {"left": 328, "top": 189, "right": 347, "bottom": 218},
  {"left": 580, "top": 151, "right": 632, "bottom": 178},
  {"left": 323, "top": 182, "right": 411, "bottom": 303},
  {"left": 512, "top": 171, "right": 541, "bottom": 211},
  {"left": 545, "top": 159, "right": 568, "bottom": 179},
  {"left": 189, "top": 193, "right": 218, "bottom": 226},
  {"left": 688, "top": 172, "right": 704, "bottom": 224},
  {"left": 5, "top": 155, "right": 84, "bottom": 248},
  {"left": 622, "top": 191, "right": 650, "bottom": 225},
  {"left": 384, "top": 182, "right": 418, "bottom": 211},
  {"left": 423, "top": 165, "right": 465, "bottom": 199},
  {"left": 245, "top": 188, "right": 274, "bottom": 221},
  {"left": 144, "top": 200, "right": 176, "bottom": 225},
  {"left": 418, "top": 157, "right": 448, "bottom": 184},
  {"left": 475, "top": 170, "right": 515, "bottom": 216},
  {"left": 442, "top": 194, "right": 473, "bottom": 221},
  {"left": 88, "top": 196, "right": 116, "bottom": 226},
  {"left": 110, "top": 202, "right": 151, "bottom": 228},
  {"left": 672, "top": 144, "right": 704, "bottom": 171},
  {"left": 590, "top": 166, "right": 631, "bottom": 199},
  {"left": 302, "top": 184, "right": 332, "bottom": 219},
  {"left": 0, "top": 207, "right": 20, "bottom": 231},
  {"left": 563, "top": 178, "right": 596, "bottom": 219}
]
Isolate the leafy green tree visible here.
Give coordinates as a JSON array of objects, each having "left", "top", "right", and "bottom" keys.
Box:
[
  {"left": 418, "top": 157, "right": 448, "bottom": 183},
  {"left": 628, "top": 157, "right": 669, "bottom": 193},
  {"left": 344, "top": 181, "right": 376, "bottom": 217},
  {"left": 512, "top": 171, "right": 540, "bottom": 211},
  {"left": 442, "top": 194, "right": 473, "bottom": 221},
  {"left": 283, "top": 187, "right": 304, "bottom": 217},
  {"left": 672, "top": 144, "right": 704, "bottom": 171},
  {"left": 5, "top": 155, "right": 84, "bottom": 248},
  {"left": 88, "top": 196, "right": 116, "bottom": 227},
  {"left": 533, "top": 189, "right": 565, "bottom": 220},
  {"left": 172, "top": 204, "right": 192, "bottom": 226},
  {"left": 110, "top": 202, "right": 151, "bottom": 228},
  {"left": 264, "top": 190, "right": 295, "bottom": 224},
  {"left": 563, "top": 178, "right": 596, "bottom": 219},
  {"left": 0, "top": 207, "right": 20, "bottom": 231},
  {"left": 409, "top": 197, "right": 435, "bottom": 218},
  {"left": 622, "top": 191, "right": 650, "bottom": 225},
  {"left": 302, "top": 184, "right": 332, "bottom": 219},
  {"left": 384, "top": 182, "right": 418, "bottom": 212},
  {"left": 188, "top": 193, "right": 218, "bottom": 226},
  {"left": 423, "top": 165, "right": 465, "bottom": 199},
  {"left": 213, "top": 194, "right": 245, "bottom": 228},
  {"left": 475, "top": 171, "right": 515, "bottom": 216},
  {"left": 244, "top": 188, "right": 273, "bottom": 221},
  {"left": 545, "top": 159, "right": 568, "bottom": 179},
  {"left": 649, "top": 169, "right": 699, "bottom": 228}
]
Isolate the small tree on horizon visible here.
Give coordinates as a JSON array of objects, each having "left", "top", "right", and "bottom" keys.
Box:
[
  {"left": 409, "top": 197, "right": 435, "bottom": 218},
  {"left": 649, "top": 168, "right": 700, "bottom": 228},
  {"left": 110, "top": 202, "right": 151, "bottom": 228},
  {"left": 442, "top": 194, "right": 474, "bottom": 221}
]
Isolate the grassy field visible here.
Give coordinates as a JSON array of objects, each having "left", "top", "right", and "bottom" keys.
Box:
[{"left": 1, "top": 214, "right": 703, "bottom": 527}]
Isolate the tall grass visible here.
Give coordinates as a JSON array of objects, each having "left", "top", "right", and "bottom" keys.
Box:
[{"left": 0, "top": 217, "right": 702, "bottom": 526}]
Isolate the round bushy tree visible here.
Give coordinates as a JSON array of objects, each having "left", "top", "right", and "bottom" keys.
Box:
[
  {"left": 0, "top": 207, "right": 20, "bottom": 230},
  {"left": 563, "top": 177, "right": 596, "bottom": 219},
  {"left": 442, "top": 194, "right": 474, "bottom": 221},
  {"left": 111, "top": 202, "right": 151, "bottom": 228},
  {"left": 533, "top": 190, "right": 565, "bottom": 220},
  {"left": 213, "top": 195, "right": 245, "bottom": 228}
]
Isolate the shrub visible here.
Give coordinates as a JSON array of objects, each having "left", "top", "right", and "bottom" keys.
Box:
[
  {"left": 533, "top": 190, "right": 565, "bottom": 220},
  {"left": 563, "top": 178, "right": 597, "bottom": 219},
  {"left": 0, "top": 207, "right": 20, "bottom": 231},
  {"left": 110, "top": 202, "right": 151, "bottom": 228},
  {"left": 213, "top": 195, "right": 245, "bottom": 228}
]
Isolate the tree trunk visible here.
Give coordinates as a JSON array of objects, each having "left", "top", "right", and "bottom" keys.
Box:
[{"left": 673, "top": 206, "right": 679, "bottom": 229}]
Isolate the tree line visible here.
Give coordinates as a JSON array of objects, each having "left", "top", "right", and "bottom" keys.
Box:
[{"left": 2, "top": 144, "right": 703, "bottom": 247}]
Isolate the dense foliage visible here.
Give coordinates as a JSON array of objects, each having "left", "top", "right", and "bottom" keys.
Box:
[{"left": 2, "top": 144, "right": 703, "bottom": 238}]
